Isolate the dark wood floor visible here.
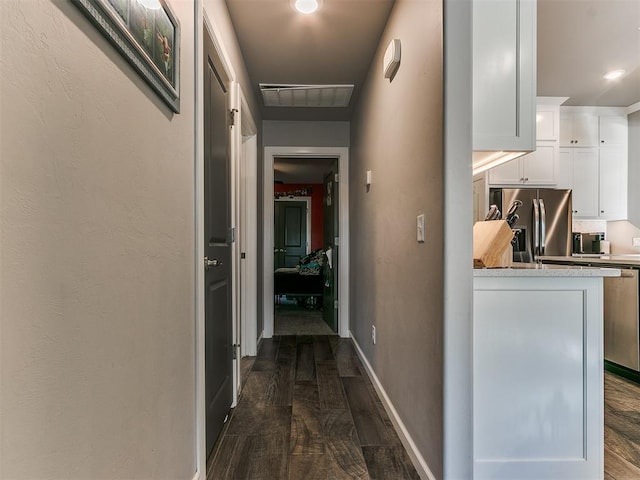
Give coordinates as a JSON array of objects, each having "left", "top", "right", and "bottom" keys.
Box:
[
  {"left": 207, "top": 335, "right": 420, "bottom": 480},
  {"left": 605, "top": 371, "right": 640, "bottom": 479}
]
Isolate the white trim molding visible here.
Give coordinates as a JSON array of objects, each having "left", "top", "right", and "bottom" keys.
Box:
[
  {"left": 351, "top": 334, "right": 437, "bottom": 480},
  {"left": 263, "top": 146, "right": 350, "bottom": 339}
]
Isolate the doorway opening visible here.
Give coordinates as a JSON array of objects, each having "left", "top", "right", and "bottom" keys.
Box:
[
  {"left": 273, "top": 158, "right": 335, "bottom": 336},
  {"left": 263, "top": 146, "right": 350, "bottom": 339}
]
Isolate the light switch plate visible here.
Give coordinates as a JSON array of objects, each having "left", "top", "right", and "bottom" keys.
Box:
[
  {"left": 366, "top": 170, "right": 372, "bottom": 186},
  {"left": 633, "top": 237, "right": 640, "bottom": 247},
  {"left": 417, "top": 214, "right": 425, "bottom": 243}
]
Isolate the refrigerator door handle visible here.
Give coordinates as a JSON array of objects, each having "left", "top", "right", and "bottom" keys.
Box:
[
  {"left": 539, "top": 199, "right": 547, "bottom": 255},
  {"left": 533, "top": 199, "right": 540, "bottom": 259}
]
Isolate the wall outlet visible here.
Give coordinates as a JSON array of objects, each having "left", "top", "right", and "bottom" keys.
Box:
[
  {"left": 372, "top": 325, "right": 376, "bottom": 345},
  {"left": 633, "top": 238, "right": 640, "bottom": 247}
]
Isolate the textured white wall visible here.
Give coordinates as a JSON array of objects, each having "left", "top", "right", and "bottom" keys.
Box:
[
  {"left": 0, "top": 0, "right": 196, "bottom": 478},
  {"left": 349, "top": 0, "right": 444, "bottom": 477}
]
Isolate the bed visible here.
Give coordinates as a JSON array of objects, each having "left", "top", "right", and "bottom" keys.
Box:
[{"left": 274, "top": 249, "right": 325, "bottom": 307}]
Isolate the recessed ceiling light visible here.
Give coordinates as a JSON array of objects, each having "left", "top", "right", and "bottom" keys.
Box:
[
  {"left": 294, "top": 0, "right": 320, "bottom": 14},
  {"left": 604, "top": 69, "right": 626, "bottom": 80}
]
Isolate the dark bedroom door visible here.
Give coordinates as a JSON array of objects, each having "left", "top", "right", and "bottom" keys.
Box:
[
  {"left": 204, "top": 27, "right": 233, "bottom": 459},
  {"left": 274, "top": 200, "right": 308, "bottom": 269}
]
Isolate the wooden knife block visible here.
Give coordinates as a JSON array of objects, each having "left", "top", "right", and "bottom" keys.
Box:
[{"left": 473, "top": 220, "right": 514, "bottom": 268}]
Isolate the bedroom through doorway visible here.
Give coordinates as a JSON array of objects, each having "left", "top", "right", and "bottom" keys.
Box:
[{"left": 273, "top": 157, "right": 338, "bottom": 336}]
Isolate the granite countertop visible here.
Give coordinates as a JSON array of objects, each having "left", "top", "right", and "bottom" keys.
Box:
[
  {"left": 540, "top": 255, "right": 640, "bottom": 267},
  {"left": 474, "top": 262, "right": 621, "bottom": 277}
]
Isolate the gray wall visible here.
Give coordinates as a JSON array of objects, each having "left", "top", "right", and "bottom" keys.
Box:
[
  {"left": 0, "top": 0, "right": 196, "bottom": 477},
  {"left": 0, "top": 0, "right": 260, "bottom": 478},
  {"left": 349, "top": 0, "right": 444, "bottom": 477},
  {"left": 627, "top": 110, "right": 640, "bottom": 227},
  {"left": 263, "top": 120, "right": 350, "bottom": 146}
]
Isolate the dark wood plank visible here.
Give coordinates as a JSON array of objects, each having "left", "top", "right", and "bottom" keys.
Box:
[
  {"left": 266, "top": 340, "right": 296, "bottom": 406},
  {"left": 362, "top": 446, "right": 420, "bottom": 480},
  {"left": 605, "top": 446, "right": 640, "bottom": 480},
  {"left": 240, "top": 371, "right": 273, "bottom": 406},
  {"left": 207, "top": 435, "right": 243, "bottom": 480},
  {"left": 290, "top": 383, "right": 324, "bottom": 455},
  {"left": 605, "top": 423, "right": 640, "bottom": 469},
  {"left": 321, "top": 409, "right": 359, "bottom": 443},
  {"left": 314, "top": 336, "right": 335, "bottom": 362},
  {"left": 296, "top": 342, "right": 316, "bottom": 383},
  {"left": 225, "top": 403, "right": 291, "bottom": 436},
  {"left": 240, "top": 356, "right": 255, "bottom": 387},
  {"left": 317, "top": 360, "right": 349, "bottom": 410},
  {"left": 374, "top": 401, "right": 405, "bottom": 449},
  {"left": 325, "top": 439, "right": 370, "bottom": 479},
  {"left": 343, "top": 376, "right": 390, "bottom": 446},
  {"left": 253, "top": 337, "right": 280, "bottom": 372},
  {"left": 289, "top": 454, "right": 331, "bottom": 480},
  {"left": 209, "top": 433, "right": 289, "bottom": 480},
  {"left": 333, "top": 338, "right": 362, "bottom": 377}
]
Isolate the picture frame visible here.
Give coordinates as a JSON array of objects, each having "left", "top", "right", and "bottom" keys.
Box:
[{"left": 72, "top": 0, "right": 180, "bottom": 113}]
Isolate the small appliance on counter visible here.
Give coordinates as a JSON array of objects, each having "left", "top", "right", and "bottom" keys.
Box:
[{"left": 572, "top": 232, "right": 605, "bottom": 255}]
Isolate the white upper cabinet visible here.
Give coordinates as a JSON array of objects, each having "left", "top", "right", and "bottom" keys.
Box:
[
  {"left": 488, "top": 98, "right": 563, "bottom": 186},
  {"left": 599, "top": 116, "right": 628, "bottom": 146},
  {"left": 560, "top": 112, "right": 599, "bottom": 147},
  {"left": 558, "top": 107, "right": 629, "bottom": 221},
  {"left": 599, "top": 146, "right": 628, "bottom": 220},
  {"left": 536, "top": 108, "right": 559, "bottom": 141},
  {"left": 473, "top": 0, "right": 536, "bottom": 153},
  {"left": 488, "top": 146, "right": 556, "bottom": 185}
]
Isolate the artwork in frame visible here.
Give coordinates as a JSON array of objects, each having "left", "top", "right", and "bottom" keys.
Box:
[{"left": 72, "top": 0, "right": 180, "bottom": 113}]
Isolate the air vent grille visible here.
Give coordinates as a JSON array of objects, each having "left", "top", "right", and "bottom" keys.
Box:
[{"left": 259, "top": 84, "right": 353, "bottom": 108}]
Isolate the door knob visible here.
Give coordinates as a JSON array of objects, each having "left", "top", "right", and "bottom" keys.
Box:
[{"left": 204, "top": 257, "right": 222, "bottom": 269}]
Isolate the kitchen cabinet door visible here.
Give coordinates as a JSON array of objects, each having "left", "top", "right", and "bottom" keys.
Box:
[
  {"left": 488, "top": 157, "right": 522, "bottom": 185},
  {"left": 599, "top": 116, "right": 628, "bottom": 146},
  {"left": 522, "top": 144, "right": 556, "bottom": 184},
  {"left": 571, "top": 148, "right": 599, "bottom": 218},
  {"left": 560, "top": 112, "right": 599, "bottom": 147},
  {"left": 599, "top": 146, "right": 627, "bottom": 220},
  {"left": 473, "top": 0, "right": 536, "bottom": 153},
  {"left": 556, "top": 148, "right": 573, "bottom": 189},
  {"left": 536, "top": 108, "right": 558, "bottom": 141}
]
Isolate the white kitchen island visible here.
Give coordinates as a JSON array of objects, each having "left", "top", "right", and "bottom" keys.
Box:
[{"left": 473, "top": 264, "right": 620, "bottom": 480}]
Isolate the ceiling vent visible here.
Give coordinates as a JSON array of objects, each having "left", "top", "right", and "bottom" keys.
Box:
[{"left": 259, "top": 84, "right": 354, "bottom": 108}]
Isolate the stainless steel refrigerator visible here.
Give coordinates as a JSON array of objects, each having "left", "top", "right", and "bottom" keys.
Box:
[{"left": 489, "top": 188, "right": 573, "bottom": 262}]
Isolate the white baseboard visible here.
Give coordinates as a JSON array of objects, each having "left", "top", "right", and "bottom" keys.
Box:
[{"left": 350, "top": 333, "right": 437, "bottom": 480}]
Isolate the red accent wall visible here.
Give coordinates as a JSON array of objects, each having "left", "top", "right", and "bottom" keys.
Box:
[{"left": 274, "top": 183, "right": 324, "bottom": 251}]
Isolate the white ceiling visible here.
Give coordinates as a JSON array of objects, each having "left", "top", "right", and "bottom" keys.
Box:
[{"left": 226, "top": 0, "right": 640, "bottom": 123}]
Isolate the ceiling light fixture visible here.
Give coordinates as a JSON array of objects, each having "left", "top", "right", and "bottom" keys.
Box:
[
  {"left": 293, "top": 0, "right": 320, "bottom": 14},
  {"left": 604, "top": 69, "right": 626, "bottom": 80}
]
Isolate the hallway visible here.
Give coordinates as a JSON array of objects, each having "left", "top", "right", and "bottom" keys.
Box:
[{"left": 207, "top": 336, "right": 419, "bottom": 479}]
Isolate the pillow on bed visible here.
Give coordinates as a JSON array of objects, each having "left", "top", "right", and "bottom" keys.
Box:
[{"left": 297, "top": 249, "right": 324, "bottom": 275}]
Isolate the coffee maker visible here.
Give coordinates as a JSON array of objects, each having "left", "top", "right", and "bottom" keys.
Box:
[{"left": 572, "top": 232, "right": 605, "bottom": 254}]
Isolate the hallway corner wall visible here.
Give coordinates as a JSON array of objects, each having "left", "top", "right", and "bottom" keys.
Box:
[
  {"left": 349, "top": 0, "right": 444, "bottom": 478},
  {"left": 0, "top": 0, "right": 197, "bottom": 478}
]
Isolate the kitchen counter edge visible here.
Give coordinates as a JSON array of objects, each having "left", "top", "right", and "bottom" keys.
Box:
[{"left": 474, "top": 262, "right": 621, "bottom": 277}]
